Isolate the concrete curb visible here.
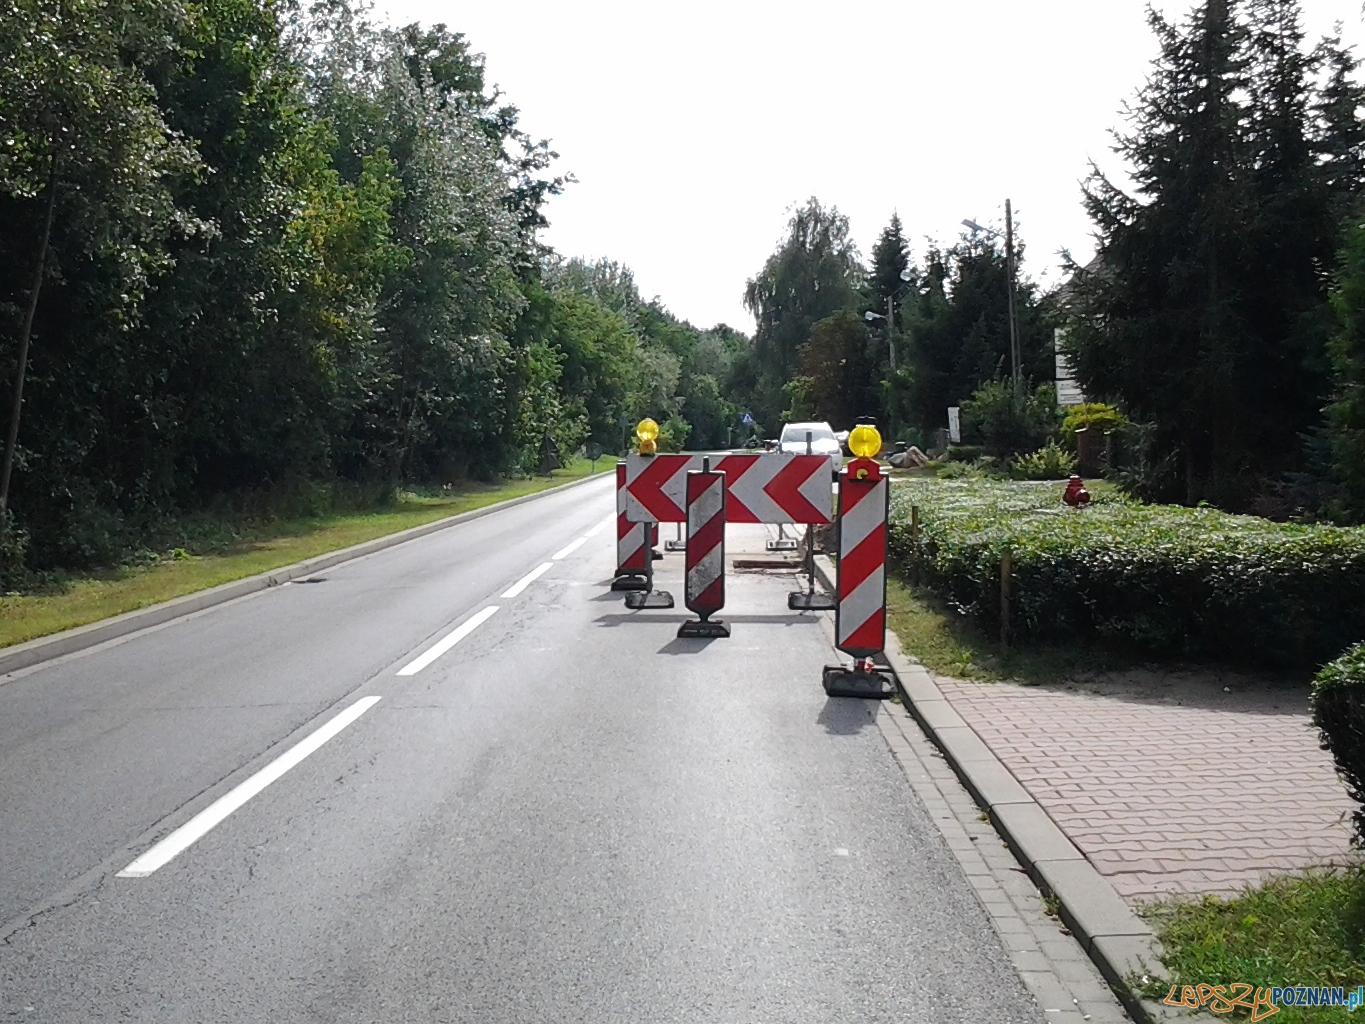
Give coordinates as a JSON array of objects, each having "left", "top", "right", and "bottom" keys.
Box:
[
  {"left": 812, "top": 555, "right": 1172, "bottom": 1023},
  {"left": 0, "top": 470, "right": 611, "bottom": 678}
]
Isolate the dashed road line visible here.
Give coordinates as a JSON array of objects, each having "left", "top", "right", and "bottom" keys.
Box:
[
  {"left": 118, "top": 696, "right": 382, "bottom": 878},
  {"left": 551, "top": 537, "right": 587, "bottom": 560},
  {"left": 502, "top": 562, "right": 553, "bottom": 598},
  {"left": 397, "top": 605, "right": 500, "bottom": 676}
]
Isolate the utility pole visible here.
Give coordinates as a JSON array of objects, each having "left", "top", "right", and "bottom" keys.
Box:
[
  {"left": 886, "top": 294, "right": 896, "bottom": 370},
  {"left": 1005, "top": 198, "right": 1020, "bottom": 396}
]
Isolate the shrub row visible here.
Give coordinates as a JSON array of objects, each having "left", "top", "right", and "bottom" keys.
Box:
[
  {"left": 887, "top": 479, "right": 1365, "bottom": 669},
  {"left": 1311, "top": 644, "right": 1365, "bottom": 843}
]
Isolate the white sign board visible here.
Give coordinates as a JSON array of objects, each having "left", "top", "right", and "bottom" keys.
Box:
[
  {"left": 947, "top": 406, "right": 961, "bottom": 444},
  {"left": 1054, "top": 328, "right": 1085, "bottom": 407}
]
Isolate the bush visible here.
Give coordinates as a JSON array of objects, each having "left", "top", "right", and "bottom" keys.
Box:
[
  {"left": 0, "top": 513, "right": 29, "bottom": 591},
  {"left": 1312, "top": 644, "right": 1365, "bottom": 845},
  {"left": 944, "top": 445, "right": 985, "bottom": 463},
  {"left": 658, "top": 415, "right": 692, "bottom": 452},
  {"left": 887, "top": 478, "right": 1365, "bottom": 669},
  {"left": 1059, "top": 403, "right": 1127, "bottom": 450},
  {"left": 934, "top": 462, "right": 975, "bottom": 480},
  {"left": 962, "top": 380, "right": 1058, "bottom": 458},
  {"left": 1010, "top": 441, "right": 1078, "bottom": 480}
]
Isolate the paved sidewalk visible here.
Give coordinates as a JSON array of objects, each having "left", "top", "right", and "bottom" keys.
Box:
[
  {"left": 870, "top": 698, "right": 1131, "bottom": 1024},
  {"left": 933, "top": 673, "right": 1357, "bottom": 903}
]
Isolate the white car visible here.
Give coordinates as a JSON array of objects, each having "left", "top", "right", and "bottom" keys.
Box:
[{"left": 779, "top": 421, "right": 844, "bottom": 466}]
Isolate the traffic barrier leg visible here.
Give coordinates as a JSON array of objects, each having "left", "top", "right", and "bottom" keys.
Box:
[
  {"left": 823, "top": 457, "right": 893, "bottom": 699},
  {"left": 765, "top": 522, "right": 799, "bottom": 552},
  {"left": 665, "top": 521, "right": 686, "bottom": 552},
  {"left": 623, "top": 520, "right": 674, "bottom": 610},
  {"left": 788, "top": 524, "right": 835, "bottom": 610},
  {"left": 677, "top": 466, "right": 729, "bottom": 638}
]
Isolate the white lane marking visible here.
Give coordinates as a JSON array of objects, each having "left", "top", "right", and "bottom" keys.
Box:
[
  {"left": 118, "top": 696, "right": 382, "bottom": 878},
  {"left": 396, "top": 605, "right": 500, "bottom": 676},
  {"left": 501, "top": 562, "right": 553, "bottom": 598},
  {"left": 551, "top": 537, "right": 587, "bottom": 560},
  {"left": 585, "top": 514, "right": 613, "bottom": 538}
]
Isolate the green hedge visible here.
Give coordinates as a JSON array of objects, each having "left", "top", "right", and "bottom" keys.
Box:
[
  {"left": 888, "top": 480, "right": 1365, "bottom": 668},
  {"left": 1311, "top": 644, "right": 1365, "bottom": 844}
]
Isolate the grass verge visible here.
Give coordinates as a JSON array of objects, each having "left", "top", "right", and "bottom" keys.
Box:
[
  {"left": 884, "top": 574, "right": 1125, "bottom": 684},
  {"left": 0, "top": 459, "right": 610, "bottom": 650},
  {"left": 1141, "top": 871, "right": 1365, "bottom": 1021}
]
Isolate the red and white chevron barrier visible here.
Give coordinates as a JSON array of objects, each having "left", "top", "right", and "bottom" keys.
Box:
[
  {"left": 835, "top": 468, "right": 888, "bottom": 656},
  {"left": 678, "top": 467, "right": 729, "bottom": 638},
  {"left": 623, "top": 453, "right": 833, "bottom": 524},
  {"left": 822, "top": 455, "right": 893, "bottom": 699}
]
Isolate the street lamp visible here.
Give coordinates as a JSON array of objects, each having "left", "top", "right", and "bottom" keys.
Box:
[
  {"left": 962, "top": 200, "right": 1021, "bottom": 395},
  {"left": 864, "top": 266, "right": 914, "bottom": 371}
]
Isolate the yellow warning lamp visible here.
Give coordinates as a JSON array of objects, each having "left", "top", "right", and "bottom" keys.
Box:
[
  {"left": 846, "top": 422, "right": 883, "bottom": 481},
  {"left": 636, "top": 417, "right": 659, "bottom": 455},
  {"left": 848, "top": 424, "right": 882, "bottom": 460}
]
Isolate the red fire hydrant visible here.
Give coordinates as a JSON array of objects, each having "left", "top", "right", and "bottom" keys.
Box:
[{"left": 1063, "top": 475, "right": 1091, "bottom": 508}]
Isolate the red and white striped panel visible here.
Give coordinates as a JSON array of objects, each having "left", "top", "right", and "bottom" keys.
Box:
[
  {"left": 623, "top": 454, "right": 703, "bottom": 522},
  {"left": 615, "top": 462, "right": 647, "bottom": 576},
  {"left": 683, "top": 470, "right": 726, "bottom": 616},
  {"left": 835, "top": 474, "right": 888, "bottom": 657},
  {"left": 714, "top": 454, "right": 834, "bottom": 524},
  {"left": 624, "top": 453, "right": 833, "bottom": 524}
]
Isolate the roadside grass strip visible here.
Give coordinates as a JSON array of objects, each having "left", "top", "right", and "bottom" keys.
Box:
[
  {"left": 1142, "top": 870, "right": 1365, "bottom": 1022},
  {"left": 118, "top": 696, "right": 382, "bottom": 877},
  {"left": 884, "top": 576, "right": 1125, "bottom": 684},
  {"left": 396, "top": 606, "right": 499, "bottom": 676},
  {"left": 0, "top": 459, "right": 609, "bottom": 652}
]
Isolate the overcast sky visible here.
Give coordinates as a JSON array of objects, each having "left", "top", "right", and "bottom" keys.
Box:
[{"left": 378, "top": 0, "right": 1365, "bottom": 333}]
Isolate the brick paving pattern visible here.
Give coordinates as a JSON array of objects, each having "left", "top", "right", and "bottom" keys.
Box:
[
  {"left": 936, "top": 679, "right": 1358, "bottom": 903},
  {"left": 872, "top": 698, "right": 1130, "bottom": 1024}
]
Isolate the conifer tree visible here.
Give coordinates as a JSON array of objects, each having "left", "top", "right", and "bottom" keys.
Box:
[
  {"left": 869, "top": 214, "right": 912, "bottom": 321},
  {"left": 1068, "top": 0, "right": 1364, "bottom": 509},
  {"left": 1066, "top": 0, "right": 1258, "bottom": 505}
]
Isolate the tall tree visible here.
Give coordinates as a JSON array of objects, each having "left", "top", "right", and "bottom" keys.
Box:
[
  {"left": 866, "top": 213, "right": 913, "bottom": 379},
  {"left": 1067, "top": 0, "right": 1361, "bottom": 509},
  {"left": 796, "top": 311, "right": 878, "bottom": 428},
  {"left": 743, "top": 198, "right": 863, "bottom": 426},
  {"left": 1065, "top": 0, "right": 1257, "bottom": 505},
  {"left": 1315, "top": 34, "right": 1365, "bottom": 228},
  {"left": 1327, "top": 219, "right": 1365, "bottom": 520},
  {"left": 899, "top": 234, "right": 1053, "bottom": 440},
  {"left": 869, "top": 214, "right": 912, "bottom": 303},
  {"left": 0, "top": 0, "right": 203, "bottom": 563}
]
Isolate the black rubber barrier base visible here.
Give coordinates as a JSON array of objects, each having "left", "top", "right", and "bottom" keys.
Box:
[
  {"left": 822, "top": 665, "right": 895, "bottom": 700},
  {"left": 610, "top": 575, "right": 649, "bottom": 592},
  {"left": 765, "top": 539, "right": 799, "bottom": 552},
  {"left": 664, "top": 540, "right": 686, "bottom": 552},
  {"left": 677, "top": 618, "right": 730, "bottom": 638},
  {"left": 788, "top": 590, "right": 836, "bottom": 611},
  {"left": 624, "top": 589, "right": 674, "bottom": 609}
]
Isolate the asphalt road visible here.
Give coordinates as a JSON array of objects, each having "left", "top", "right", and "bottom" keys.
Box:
[{"left": 0, "top": 474, "right": 1044, "bottom": 1022}]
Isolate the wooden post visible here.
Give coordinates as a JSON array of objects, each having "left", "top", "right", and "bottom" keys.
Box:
[
  {"left": 1000, "top": 547, "right": 1011, "bottom": 650},
  {"left": 910, "top": 504, "right": 921, "bottom": 583}
]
